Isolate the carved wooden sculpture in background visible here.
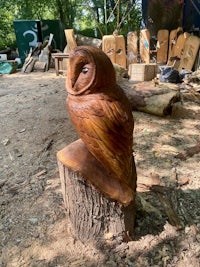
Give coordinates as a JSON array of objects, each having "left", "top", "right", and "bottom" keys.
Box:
[{"left": 57, "top": 46, "right": 137, "bottom": 242}]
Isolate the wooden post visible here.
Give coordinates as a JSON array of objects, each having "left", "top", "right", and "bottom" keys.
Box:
[
  {"left": 167, "top": 32, "right": 190, "bottom": 67},
  {"left": 57, "top": 140, "right": 136, "bottom": 243},
  {"left": 157, "top": 29, "right": 169, "bottom": 64}
]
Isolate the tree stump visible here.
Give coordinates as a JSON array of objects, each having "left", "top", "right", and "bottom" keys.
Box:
[{"left": 57, "top": 140, "right": 136, "bottom": 243}]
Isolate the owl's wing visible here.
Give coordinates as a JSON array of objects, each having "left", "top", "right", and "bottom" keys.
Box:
[{"left": 67, "top": 91, "right": 134, "bottom": 189}]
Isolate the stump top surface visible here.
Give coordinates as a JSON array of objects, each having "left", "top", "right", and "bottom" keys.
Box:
[{"left": 57, "top": 139, "right": 135, "bottom": 205}]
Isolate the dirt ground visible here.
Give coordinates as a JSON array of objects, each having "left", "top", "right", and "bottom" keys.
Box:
[{"left": 0, "top": 70, "right": 199, "bottom": 267}]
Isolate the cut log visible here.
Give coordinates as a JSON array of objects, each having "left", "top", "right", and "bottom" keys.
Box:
[
  {"left": 140, "top": 29, "right": 150, "bottom": 63},
  {"left": 137, "top": 90, "right": 181, "bottom": 116},
  {"left": 120, "top": 80, "right": 181, "bottom": 116},
  {"left": 76, "top": 34, "right": 102, "bottom": 48},
  {"left": 57, "top": 140, "right": 136, "bottom": 243}
]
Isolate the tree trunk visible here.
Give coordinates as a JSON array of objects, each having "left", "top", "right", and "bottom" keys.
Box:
[
  {"left": 137, "top": 91, "right": 181, "bottom": 116},
  {"left": 57, "top": 143, "right": 136, "bottom": 243},
  {"left": 120, "top": 80, "right": 181, "bottom": 116}
]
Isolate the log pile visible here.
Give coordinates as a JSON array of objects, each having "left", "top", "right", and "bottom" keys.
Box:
[{"left": 119, "top": 79, "right": 181, "bottom": 117}]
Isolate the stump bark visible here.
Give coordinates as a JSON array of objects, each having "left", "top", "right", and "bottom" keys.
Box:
[{"left": 57, "top": 140, "right": 136, "bottom": 243}]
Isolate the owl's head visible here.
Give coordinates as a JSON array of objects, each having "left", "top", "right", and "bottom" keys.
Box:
[{"left": 66, "top": 46, "right": 116, "bottom": 95}]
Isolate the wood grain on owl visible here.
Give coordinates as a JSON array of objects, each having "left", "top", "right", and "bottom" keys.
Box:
[{"left": 66, "top": 46, "right": 137, "bottom": 205}]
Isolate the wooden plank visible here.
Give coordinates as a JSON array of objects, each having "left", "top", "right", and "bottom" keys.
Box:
[
  {"left": 39, "top": 33, "right": 54, "bottom": 71},
  {"left": 173, "top": 32, "right": 190, "bottom": 58},
  {"left": 167, "top": 27, "right": 183, "bottom": 65},
  {"left": 157, "top": 29, "right": 169, "bottom": 64},
  {"left": 102, "top": 35, "right": 116, "bottom": 64},
  {"left": 115, "top": 35, "right": 126, "bottom": 69},
  {"left": 21, "top": 48, "right": 37, "bottom": 73},
  {"left": 64, "top": 29, "right": 77, "bottom": 52},
  {"left": 178, "top": 35, "right": 200, "bottom": 71},
  {"left": 102, "top": 35, "right": 126, "bottom": 68},
  {"left": 127, "top": 31, "right": 138, "bottom": 65},
  {"left": 140, "top": 29, "right": 150, "bottom": 64},
  {"left": 63, "top": 29, "right": 76, "bottom": 72},
  {"left": 168, "top": 33, "right": 190, "bottom": 67}
]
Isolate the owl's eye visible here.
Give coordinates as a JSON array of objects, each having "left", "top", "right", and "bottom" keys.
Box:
[{"left": 82, "top": 67, "right": 89, "bottom": 74}]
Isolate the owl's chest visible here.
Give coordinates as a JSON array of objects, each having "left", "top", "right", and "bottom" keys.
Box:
[{"left": 67, "top": 94, "right": 109, "bottom": 118}]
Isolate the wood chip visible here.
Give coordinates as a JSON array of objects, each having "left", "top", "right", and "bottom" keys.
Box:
[
  {"left": 2, "top": 138, "right": 10, "bottom": 146},
  {"left": 35, "top": 170, "right": 47, "bottom": 177},
  {"left": 19, "top": 128, "right": 26, "bottom": 133},
  {"left": 178, "top": 176, "right": 190, "bottom": 186}
]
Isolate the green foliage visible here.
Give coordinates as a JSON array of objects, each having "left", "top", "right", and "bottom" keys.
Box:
[
  {"left": 77, "top": 28, "right": 98, "bottom": 38},
  {"left": 76, "top": 0, "right": 142, "bottom": 36},
  {"left": 0, "top": 0, "right": 142, "bottom": 50},
  {"left": 0, "top": 8, "right": 16, "bottom": 49}
]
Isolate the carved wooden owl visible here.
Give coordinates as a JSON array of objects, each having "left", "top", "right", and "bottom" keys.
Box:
[{"left": 66, "top": 46, "right": 137, "bottom": 205}]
